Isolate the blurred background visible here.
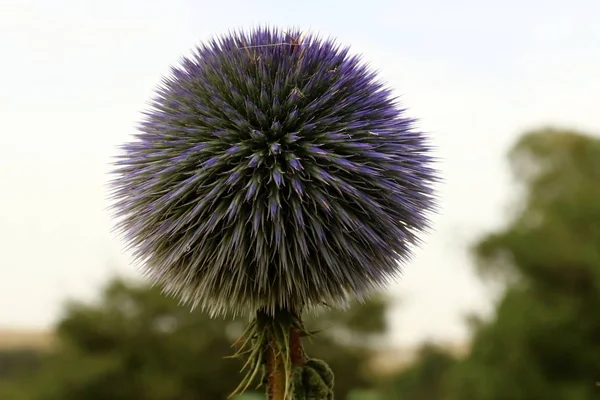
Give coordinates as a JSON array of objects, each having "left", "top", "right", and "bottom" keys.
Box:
[{"left": 1, "top": 0, "right": 599, "bottom": 399}]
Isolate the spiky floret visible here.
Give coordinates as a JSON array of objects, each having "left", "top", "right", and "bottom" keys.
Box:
[{"left": 111, "top": 27, "right": 437, "bottom": 317}]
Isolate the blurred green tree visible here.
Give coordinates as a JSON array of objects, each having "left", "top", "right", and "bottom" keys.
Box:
[
  {"left": 14, "top": 278, "right": 387, "bottom": 399},
  {"left": 0, "top": 348, "right": 45, "bottom": 379},
  {"left": 443, "top": 128, "right": 600, "bottom": 400},
  {"left": 31, "top": 279, "right": 241, "bottom": 400},
  {"left": 380, "top": 343, "right": 457, "bottom": 400},
  {"left": 0, "top": 348, "right": 46, "bottom": 400}
]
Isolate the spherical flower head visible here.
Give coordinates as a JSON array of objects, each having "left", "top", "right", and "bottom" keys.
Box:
[{"left": 111, "top": 27, "right": 437, "bottom": 317}]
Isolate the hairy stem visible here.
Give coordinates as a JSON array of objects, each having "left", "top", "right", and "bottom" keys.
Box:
[
  {"left": 266, "top": 331, "right": 286, "bottom": 400},
  {"left": 264, "top": 309, "right": 306, "bottom": 400},
  {"left": 230, "top": 309, "right": 317, "bottom": 399},
  {"left": 289, "top": 324, "right": 306, "bottom": 367}
]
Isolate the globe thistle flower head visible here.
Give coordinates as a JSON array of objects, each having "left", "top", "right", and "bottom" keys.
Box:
[{"left": 111, "top": 27, "right": 437, "bottom": 317}]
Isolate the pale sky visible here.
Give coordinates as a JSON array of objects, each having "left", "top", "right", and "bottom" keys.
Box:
[{"left": 1, "top": 0, "right": 599, "bottom": 347}]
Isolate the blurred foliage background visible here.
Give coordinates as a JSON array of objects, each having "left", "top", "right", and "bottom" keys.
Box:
[{"left": 1, "top": 127, "right": 599, "bottom": 399}]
